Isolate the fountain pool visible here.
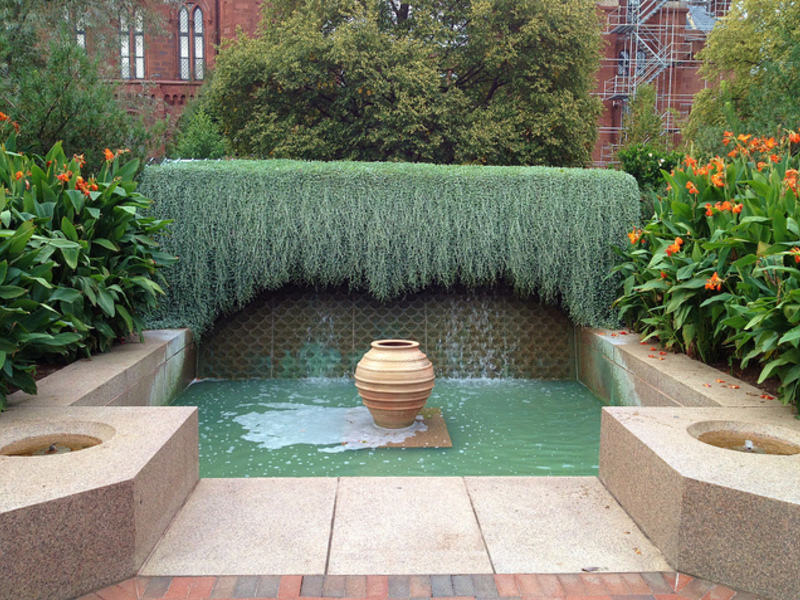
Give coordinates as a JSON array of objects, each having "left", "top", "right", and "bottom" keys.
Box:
[{"left": 171, "top": 378, "right": 603, "bottom": 477}]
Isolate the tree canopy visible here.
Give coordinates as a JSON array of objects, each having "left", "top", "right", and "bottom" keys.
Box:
[
  {"left": 0, "top": 0, "right": 171, "bottom": 168},
  {"left": 204, "top": 0, "right": 603, "bottom": 166},
  {"left": 684, "top": 0, "right": 800, "bottom": 157}
]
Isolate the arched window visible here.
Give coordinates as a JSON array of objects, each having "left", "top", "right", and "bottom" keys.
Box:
[
  {"left": 75, "top": 17, "right": 86, "bottom": 49},
  {"left": 179, "top": 7, "right": 190, "bottom": 80},
  {"left": 120, "top": 12, "right": 145, "bottom": 79},
  {"left": 179, "top": 5, "right": 205, "bottom": 81},
  {"left": 194, "top": 7, "right": 205, "bottom": 80},
  {"left": 636, "top": 47, "right": 647, "bottom": 76},
  {"left": 617, "top": 50, "right": 630, "bottom": 78}
]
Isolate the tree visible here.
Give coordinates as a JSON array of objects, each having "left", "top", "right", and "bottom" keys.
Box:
[
  {"left": 205, "top": 0, "right": 603, "bottom": 166},
  {"left": 619, "top": 83, "right": 664, "bottom": 149},
  {"left": 0, "top": 0, "right": 171, "bottom": 168},
  {"left": 684, "top": 0, "right": 800, "bottom": 157},
  {"left": 170, "top": 104, "right": 227, "bottom": 159}
]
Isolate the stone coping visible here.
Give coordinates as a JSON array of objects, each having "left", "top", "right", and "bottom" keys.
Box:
[
  {"left": 579, "top": 327, "right": 800, "bottom": 600},
  {"left": 0, "top": 405, "right": 197, "bottom": 511},
  {"left": 0, "top": 330, "right": 198, "bottom": 600},
  {"left": 8, "top": 329, "right": 194, "bottom": 408},
  {"left": 578, "top": 326, "right": 790, "bottom": 410}
]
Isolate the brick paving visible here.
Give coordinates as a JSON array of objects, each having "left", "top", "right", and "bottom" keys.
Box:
[{"left": 77, "top": 573, "right": 762, "bottom": 600}]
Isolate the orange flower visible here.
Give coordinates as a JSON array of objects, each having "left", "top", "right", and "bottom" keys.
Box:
[
  {"left": 666, "top": 237, "right": 683, "bottom": 257},
  {"left": 73, "top": 154, "right": 86, "bottom": 168},
  {"left": 722, "top": 131, "right": 734, "bottom": 146},
  {"left": 757, "top": 161, "right": 768, "bottom": 171},
  {"left": 14, "top": 171, "right": 23, "bottom": 180},
  {"left": 732, "top": 203, "right": 743, "bottom": 214},
  {"left": 628, "top": 227, "right": 643, "bottom": 244},
  {"left": 728, "top": 149, "right": 738, "bottom": 158},
  {"left": 770, "top": 154, "right": 780, "bottom": 163},
  {"left": 711, "top": 173, "right": 724, "bottom": 187},
  {"left": 785, "top": 169, "right": 799, "bottom": 194},
  {"left": 686, "top": 181, "right": 699, "bottom": 195},
  {"left": 737, "top": 134, "right": 751, "bottom": 142},
  {"left": 705, "top": 272, "right": 723, "bottom": 291},
  {"left": 684, "top": 156, "right": 698, "bottom": 169},
  {"left": 0, "top": 112, "right": 7, "bottom": 121},
  {"left": 56, "top": 170, "right": 72, "bottom": 183},
  {"left": 791, "top": 248, "right": 800, "bottom": 264},
  {"left": 104, "top": 148, "right": 115, "bottom": 161},
  {"left": 763, "top": 137, "right": 777, "bottom": 150},
  {"left": 660, "top": 271, "right": 668, "bottom": 279},
  {"left": 720, "top": 201, "right": 732, "bottom": 211},
  {"left": 790, "top": 131, "right": 800, "bottom": 144},
  {"left": 705, "top": 203, "right": 713, "bottom": 216}
]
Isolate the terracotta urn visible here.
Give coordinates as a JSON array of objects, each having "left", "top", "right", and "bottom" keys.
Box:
[{"left": 354, "top": 340, "right": 435, "bottom": 429}]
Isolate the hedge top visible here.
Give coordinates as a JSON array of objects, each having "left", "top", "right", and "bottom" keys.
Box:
[{"left": 141, "top": 159, "right": 639, "bottom": 337}]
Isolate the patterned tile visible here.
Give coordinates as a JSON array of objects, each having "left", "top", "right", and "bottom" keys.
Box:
[{"left": 197, "top": 286, "right": 575, "bottom": 381}]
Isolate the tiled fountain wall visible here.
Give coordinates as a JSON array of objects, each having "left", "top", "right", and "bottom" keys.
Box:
[{"left": 198, "top": 285, "right": 575, "bottom": 379}]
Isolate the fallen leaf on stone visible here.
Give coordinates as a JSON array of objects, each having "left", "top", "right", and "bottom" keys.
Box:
[
  {"left": 729, "top": 385, "right": 739, "bottom": 389},
  {"left": 703, "top": 383, "right": 712, "bottom": 387}
]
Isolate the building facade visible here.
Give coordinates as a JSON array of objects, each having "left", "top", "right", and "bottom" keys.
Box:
[{"left": 119, "top": 0, "right": 728, "bottom": 165}]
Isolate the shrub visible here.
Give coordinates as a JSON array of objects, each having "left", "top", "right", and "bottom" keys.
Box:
[
  {"left": 170, "top": 107, "right": 227, "bottom": 160},
  {"left": 0, "top": 123, "right": 176, "bottom": 409},
  {"left": 613, "top": 130, "right": 800, "bottom": 410},
  {"left": 617, "top": 143, "right": 683, "bottom": 193},
  {"left": 140, "top": 160, "right": 640, "bottom": 337}
]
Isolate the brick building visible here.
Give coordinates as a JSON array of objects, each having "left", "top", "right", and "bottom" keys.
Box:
[{"left": 119, "top": 0, "right": 728, "bottom": 165}]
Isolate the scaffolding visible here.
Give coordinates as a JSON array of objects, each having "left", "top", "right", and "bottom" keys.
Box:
[{"left": 594, "top": 0, "right": 731, "bottom": 166}]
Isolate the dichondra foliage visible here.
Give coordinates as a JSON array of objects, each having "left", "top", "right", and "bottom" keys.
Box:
[{"left": 141, "top": 159, "right": 640, "bottom": 337}]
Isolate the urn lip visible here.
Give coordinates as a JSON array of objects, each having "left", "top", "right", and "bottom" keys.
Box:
[{"left": 371, "top": 339, "right": 420, "bottom": 349}]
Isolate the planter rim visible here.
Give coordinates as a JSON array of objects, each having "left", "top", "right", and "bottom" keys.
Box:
[{"left": 371, "top": 339, "right": 419, "bottom": 349}]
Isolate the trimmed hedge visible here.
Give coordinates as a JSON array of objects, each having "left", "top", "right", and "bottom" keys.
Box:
[{"left": 140, "top": 160, "right": 639, "bottom": 337}]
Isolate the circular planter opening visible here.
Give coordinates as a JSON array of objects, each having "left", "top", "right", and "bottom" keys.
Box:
[
  {"left": 688, "top": 420, "right": 800, "bottom": 455},
  {"left": 0, "top": 420, "right": 115, "bottom": 457},
  {"left": 1, "top": 433, "right": 102, "bottom": 456}
]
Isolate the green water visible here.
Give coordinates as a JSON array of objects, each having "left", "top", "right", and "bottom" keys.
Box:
[{"left": 172, "top": 378, "right": 604, "bottom": 477}]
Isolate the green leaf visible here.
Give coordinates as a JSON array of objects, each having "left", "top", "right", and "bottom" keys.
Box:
[
  {"left": 49, "top": 288, "right": 83, "bottom": 303},
  {"left": 778, "top": 327, "right": 800, "bottom": 347},
  {"left": 0, "top": 285, "right": 26, "bottom": 299},
  {"left": 59, "top": 245, "right": 79, "bottom": 270},
  {"left": 92, "top": 238, "right": 118, "bottom": 251},
  {"left": 65, "top": 190, "right": 85, "bottom": 212},
  {"left": 96, "top": 287, "right": 116, "bottom": 317},
  {"left": 61, "top": 216, "right": 78, "bottom": 241},
  {"left": 759, "top": 356, "right": 794, "bottom": 383},
  {"left": 115, "top": 304, "right": 134, "bottom": 332}
]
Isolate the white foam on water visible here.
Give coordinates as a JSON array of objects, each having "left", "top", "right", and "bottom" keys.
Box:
[{"left": 233, "top": 404, "right": 426, "bottom": 453}]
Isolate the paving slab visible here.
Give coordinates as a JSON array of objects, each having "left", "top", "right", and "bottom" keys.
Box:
[
  {"left": 328, "top": 477, "right": 492, "bottom": 574},
  {"left": 141, "top": 478, "right": 337, "bottom": 575},
  {"left": 465, "top": 476, "right": 670, "bottom": 573}
]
